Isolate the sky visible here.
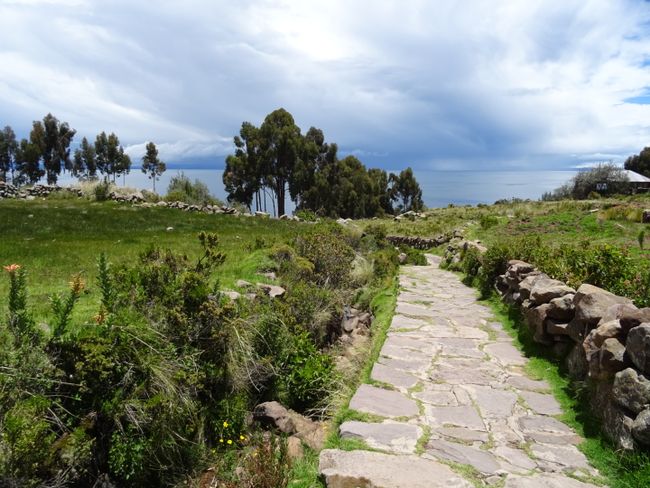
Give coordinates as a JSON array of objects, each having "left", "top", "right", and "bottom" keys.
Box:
[{"left": 0, "top": 0, "right": 649, "bottom": 172}]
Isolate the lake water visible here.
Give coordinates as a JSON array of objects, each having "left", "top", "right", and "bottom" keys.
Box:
[{"left": 56, "top": 168, "right": 576, "bottom": 211}]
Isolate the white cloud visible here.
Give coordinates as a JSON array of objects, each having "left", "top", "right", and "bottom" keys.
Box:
[{"left": 0, "top": 0, "right": 649, "bottom": 170}]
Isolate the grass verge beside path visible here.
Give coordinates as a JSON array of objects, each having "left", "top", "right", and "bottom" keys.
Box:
[
  {"left": 484, "top": 296, "right": 650, "bottom": 488},
  {"left": 287, "top": 277, "right": 399, "bottom": 487}
]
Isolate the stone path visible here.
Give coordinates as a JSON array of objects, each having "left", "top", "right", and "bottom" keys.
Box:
[{"left": 319, "top": 256, "right": 605, "bottom": 488}]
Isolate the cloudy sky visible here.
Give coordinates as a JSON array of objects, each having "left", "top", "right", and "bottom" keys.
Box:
[{"left": 1, "top": 0, "right": 649, "bottom": 171}]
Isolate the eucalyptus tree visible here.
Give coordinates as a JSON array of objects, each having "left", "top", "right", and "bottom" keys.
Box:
[
  {"left": 141, "top": 142, "right": 166, "bottom": 192},
  {"left": 29, "top": 113, "right": 76, "bottom": 184},
  {"left": 15, "top": 138, "right": 44, "bottom": 185},
  {"left": 95, "top": 132, "right": 131, "bottom": 183},
  {"left": 390, "top": 167, "right": 424, "bottom": 213},
  {"left": 258, "top": 108, "right": 302, "bottom": 217},
  {"left": 72, "top": 137, "right": 97, "bottom": 179},
  {"left": 223, "top": 121, "right": 262, "bottom": 211},
  {"left": 0, "top": 125, "right": 17, "bottom": 183}
]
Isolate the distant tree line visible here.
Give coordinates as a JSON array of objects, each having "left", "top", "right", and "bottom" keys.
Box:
[
  {"left": 0, "top": 114, "right": 166, "bottom": 191},
  {"left": 224, "top": 108, "right": 423, "bottom": 218}
]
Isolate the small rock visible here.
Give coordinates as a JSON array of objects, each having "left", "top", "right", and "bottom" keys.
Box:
[
  {"left": 252, "top": 401, "right": 295, "bottom": 433},
  {"left": 256, "top": 283, "right": 285, "bottom": 298},
  {"left": 236, "top": 279, "right": 252, "bottom": 288},
  {"left": 287, "top": 436, "right": 304, "bottom": 460},
  {"left": 166, "top": 226, "right": 174, "bottom": 231}
]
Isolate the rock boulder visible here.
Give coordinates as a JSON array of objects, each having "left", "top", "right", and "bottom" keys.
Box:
[
  {"left": 613, "top": 368, "right": 650, "bottom": 414},
  {"left": 626, "top": 324, "right": 650, "bottom": 375}
]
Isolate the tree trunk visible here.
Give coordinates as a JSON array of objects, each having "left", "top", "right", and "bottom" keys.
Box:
[
  {"left": 153, "top": 176, "right": 156, "bottom": 193},
  {"left": 276, "top": 179, "right": 285, "bottom": 217}
]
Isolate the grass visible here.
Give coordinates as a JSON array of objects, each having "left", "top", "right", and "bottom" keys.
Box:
[
  {"left": 286, "top": 276, "right": 398, "bottom": 487},
  {"left": 0, "top": 197, "right": 305, "bottom": 323},
  {"left": 484, "top": 296, "right": 650, "bottom": 488}
]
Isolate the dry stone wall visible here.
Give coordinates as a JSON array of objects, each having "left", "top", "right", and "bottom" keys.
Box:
[
  {"left": 498, "top": 260, "right": 650, "bottom": 451},
  {"left": 444, "top": 238, "right": 650, "bottom": 452}
]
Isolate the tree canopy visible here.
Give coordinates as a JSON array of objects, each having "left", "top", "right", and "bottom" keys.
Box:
[
  {"left": 224, "top": 108, "right": 424, "bottom": 218},
  {"left": 624, "top": 147, "right": 650, "bottom": 177},
  {"left": 141, "top": 141, "right": 166, "bottom": 192}
]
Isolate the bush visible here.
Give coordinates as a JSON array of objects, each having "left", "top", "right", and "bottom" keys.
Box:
[
  {"left": 479, "top": 214, "right": 499, "bottom": 229},
  {"left": 294, "top": 226, "right": 355, "bottom": 288},
  {"left": 165, "top": 172, "right": 222, "bottom": 206},
  {"left": 94, "top": 180, "right": 111, "bottom": 201}
]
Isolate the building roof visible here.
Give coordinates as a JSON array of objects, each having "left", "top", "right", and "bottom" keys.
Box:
[{"left": 622, "top": 170, "right": 650, "bottom": 183}]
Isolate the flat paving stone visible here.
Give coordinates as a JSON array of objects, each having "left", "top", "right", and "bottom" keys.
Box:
[
  {"left": 349, "top": 384, "right": 419, "bottom": 418},
  {"left": 484, "top": 342, "right": 528, "bottom": 367},
  {"left": 413, "top": 385, "right": 459, "bottom": 406},
  {"left": 379, "top": 356, "right": 431, "bottom": 373},
  {"left": 520, "top": 391, "right": 563, "bottom": 416},
  {"left": 371, "top": 363, "right": 419, "bottom": 389},
  {"left": 437, "top": 426, "right": 489, "bottom": 443},
  {"left": 504, "top": 474, "right": 601, "bottom": 488},
  {"left": 389, "top": 314, "right": 430, "bottom": 330},
  {"left": 425, "top": 439, "right": 502, "bottom": 475},
  {"left": 425, "top": 405, "right": 486, "bottom": 431},
  {"left": 507, "top": 375, "right": 552, "bottom": 392},
  {"left": 339, "top": 421, "right": 422, "bottom": 454},
  {"left": 494, "top": 445, "right": 537, "bottom": 471},
  {"left": 529, "top": 443, "right": 592, "bottom": 471},
  {"left": 395, "top": 302, "right": 438, "bottom": 318},
  {"left": 466, "top": 385, "right": 519, "bottom": 418},
  {"left": 319, "top": 449, "right": 472, "bottom": 488}
]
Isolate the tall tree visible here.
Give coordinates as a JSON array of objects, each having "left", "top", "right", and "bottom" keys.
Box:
[
  {"left": 223, "top": 122, "right": 262, "bottom": 211},
  {"left": 290, "top": 126, "right": 337, "bottom": 209},
  {"left": 141, "top": 142, "right": 166, "bottom": 192},
  {"left": 94, "top": 132, "right": 130, "bottom": 183},
  {"left": 0, "top": 126, "right": 18, "bottom": 183},
  {"left": 258, "top": 108, "right": 302, "bottom": 217},
  {"left": 72, "top": 137, "right": 97, "bottom": 179},
  {"left": 390, "top": 167, "right": 424, "bottom": 213},
  {"left": 15, "top": 138, "right": 44, "bottom": 185},
  {"left": 30, "top": 113, "right": 76, "bottom": 184},
  {"left": 624, "top": 147, "right": 650, "bottom": 177}
]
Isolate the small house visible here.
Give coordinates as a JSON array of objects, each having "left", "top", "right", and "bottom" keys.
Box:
[{"left": 622, "top": 170, "right": 650, "bottom": 193}]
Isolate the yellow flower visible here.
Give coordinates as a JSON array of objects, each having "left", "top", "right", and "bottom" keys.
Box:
[
  {"left": 227, "top": 439, "right": 233, "bottom": 445},
  {"left": 219, "top": 438, "right": 224, "bottom": 443},
  {"left": 239, "top": 435, "right": 245, "bottom": 441},
  {"left": 223, "top": 421, "right": 229, "bottom": 428}
]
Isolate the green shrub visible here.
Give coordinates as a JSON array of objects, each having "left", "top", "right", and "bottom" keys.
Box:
[
  {"left": 479, "top": 214, "right": 499, "bottom": 229},
  {"left": 371, "top": 248, "right": 399, "bottom": 280},
  {"left": 295, "top": 226, "right": 355, "bottom": 288},
  {"left": 165, "top": 172, "right": 222, "bottom": 206},
  {"left": 94, "top": 180, "right": 111, "bottom": 201}
]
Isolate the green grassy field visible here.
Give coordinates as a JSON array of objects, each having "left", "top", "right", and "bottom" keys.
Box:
[{"left": 0, "top": 197, "right": 305, "bottom": 323}]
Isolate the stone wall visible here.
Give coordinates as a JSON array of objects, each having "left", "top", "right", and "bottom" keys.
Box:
[
  {"left": 0, "top": 181, "right": 83, "bottom": 199},
  {"left": 444, "top": 238, "right": 650, "bottom": 451},
  {"left": 387, "top": 229, "right": 464, "bottom": 250},
  {"left": 497, "top": 261, "right": 650, "bottom": 451}
]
